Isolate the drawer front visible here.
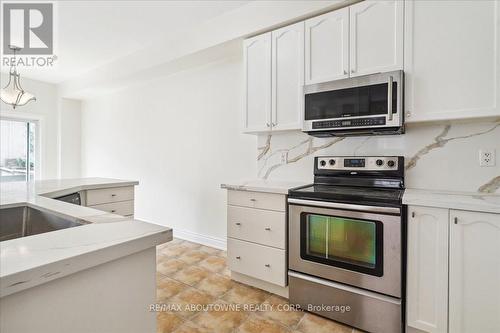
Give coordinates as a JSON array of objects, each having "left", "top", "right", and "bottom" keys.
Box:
[
  {"left": 228, "top": 238, "right": 286, "bottom": 286},
  {"left": 89, "top": 200, "right": 134, "bottom": 216},
  {"left": 227, "top": 205, "right": 285, "bottom": 249},
  {"left": 227, "top": 190, "right": 285, "bottom": 212},
  {"left": 86, "top": 186, "right": 134, "bottom": 206}
]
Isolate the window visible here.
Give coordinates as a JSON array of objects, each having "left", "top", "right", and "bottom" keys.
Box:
[{"left": 0, "top": 119, "right": 36, "bottom": 182}]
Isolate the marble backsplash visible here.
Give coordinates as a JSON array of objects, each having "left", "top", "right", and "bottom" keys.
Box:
[{"left": 257, "top": 120, "right": 500, "bottom": 193}]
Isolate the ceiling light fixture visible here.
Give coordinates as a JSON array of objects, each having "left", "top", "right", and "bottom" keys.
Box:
[{"left": 0, "top": 45, "right": 36, "bottom": 109}]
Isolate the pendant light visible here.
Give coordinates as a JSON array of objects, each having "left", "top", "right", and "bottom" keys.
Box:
[{"left": 0, "top": 45, "right": 36, "bottom": 109}]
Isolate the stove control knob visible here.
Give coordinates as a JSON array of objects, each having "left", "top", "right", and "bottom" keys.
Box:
[
  {"left": 376, "top": 159, "right": 384, "bottom": 166},
  {"left": 320, "top": 160, "right": 326, "bottom": 167},
  {"left": 329, "top": 159, "right": 336, "bottom": 166},
  {"left": 387, "top": 160, "right": 396, "bottom": 168}
]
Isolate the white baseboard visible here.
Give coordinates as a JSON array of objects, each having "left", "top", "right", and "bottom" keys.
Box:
[{"left": 173, "top": 229, "right": 227, "bottom": 250}]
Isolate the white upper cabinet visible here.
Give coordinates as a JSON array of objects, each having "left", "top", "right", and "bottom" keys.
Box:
[
  {"left": 304, "top": 1, "right": 403, "bottom": 84},
  {"left": 272, "top": 22, "right": 304, "bottom": 131},
  {"left": 305, "top": 8, "right": 349, "bottom": 84},
  {"left": 404, "top": 0, "right": 500, "bottom": 122},
  {"left": 244, "top": 32, "right": 272, "bottom": 133},
  {"left": 407, "top": 206, "right": 449, "bottom": 333},
  {"left": 449, "top": 210, "right": 500, "bottom": 333},
  {"left": 349, "top": 0, "right": 404, "bottom": 77}
]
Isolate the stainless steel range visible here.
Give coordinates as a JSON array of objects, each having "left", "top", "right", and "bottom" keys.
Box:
[{"left": 288, "top": 156, "right": 406, "bottom": 333}]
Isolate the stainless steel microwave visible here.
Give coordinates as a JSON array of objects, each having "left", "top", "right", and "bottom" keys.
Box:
[{"left": 303, "top": 70, "right": 404, "bottom": 137}]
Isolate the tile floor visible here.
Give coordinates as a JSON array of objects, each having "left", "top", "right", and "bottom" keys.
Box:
[{"left": 156, "top": 238, "right": 361, "bottom": 333}]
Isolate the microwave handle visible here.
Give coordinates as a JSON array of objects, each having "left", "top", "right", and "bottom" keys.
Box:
[{"left": 387, "top": 75, "right": 393, "bottom": 121}]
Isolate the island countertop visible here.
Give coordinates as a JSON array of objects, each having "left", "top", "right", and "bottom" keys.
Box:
[{"left": 0, "top": 178, "right": 172, "bottom": 298}]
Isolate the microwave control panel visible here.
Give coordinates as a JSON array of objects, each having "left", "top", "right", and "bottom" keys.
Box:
[{"left": 312, "top": 116, "right": 386, "bottom": 129}]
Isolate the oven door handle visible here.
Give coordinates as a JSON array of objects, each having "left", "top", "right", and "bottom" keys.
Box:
[
  {"left": 287, "top": 198, "right": 400, "bottom": 214},
  {"left": 387, "top": 75, "right": 393, "bottom": 121}
]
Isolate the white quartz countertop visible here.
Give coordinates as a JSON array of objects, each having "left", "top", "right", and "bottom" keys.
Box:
[
  {"left": 221, "top": 180, "right": 500, "bottom": 213},
  {"left": 0, "top": 178, "right": 172, "bottom": 297},
  {"left": 221, "top": 179, "right": 309, "bottom": 194},
  {"left": 403, "top": 188, "right": 500, "bottom": 214}
]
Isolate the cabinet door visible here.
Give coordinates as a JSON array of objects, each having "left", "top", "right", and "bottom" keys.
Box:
[
  {"left": 349, "top": 0, "right": 403, "bottom": 77},
  {"left": 271, "top": 21, "right": 304, "bottom": 131},
  {"left": 407, "top": 206, "right": 449, "bottom": 333},
  {"left": 405, "top": 1, "right": 500, "bottom": 122},
  {"left": 449, "top": 210, "right": 500, "bottom": 333},
  {"left": 243, "top": 32, "right": 272, "bottom": 133},
  {"left": 305, "top": 8, "right": 349, "bottom": 84}
]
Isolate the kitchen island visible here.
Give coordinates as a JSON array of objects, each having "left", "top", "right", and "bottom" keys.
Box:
[{"left": 0, "top": 178, "right": 172, "bottom": 333}]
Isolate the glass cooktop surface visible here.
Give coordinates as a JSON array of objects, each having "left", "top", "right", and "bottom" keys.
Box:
[{"left": 289, "top": 184, "right": 404, "bottom": 207}]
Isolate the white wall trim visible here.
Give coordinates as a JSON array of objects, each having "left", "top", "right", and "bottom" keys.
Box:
[{"left": 173, "top": 228, "right": 227, "bottom": 250}]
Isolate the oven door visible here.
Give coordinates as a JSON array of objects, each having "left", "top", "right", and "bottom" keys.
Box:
[
  {"left": 303, "top": 70, "right": 403, "bottom": 133},
  {"left": 288, "top": 199, "right": 402, "bottom": 297}
]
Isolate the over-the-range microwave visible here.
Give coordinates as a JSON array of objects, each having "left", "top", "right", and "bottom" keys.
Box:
[{"left": 303, "top": 70, "right": 404, "bottom": 137}]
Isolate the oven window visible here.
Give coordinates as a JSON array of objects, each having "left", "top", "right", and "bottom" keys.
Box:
[
  {"left": 300, "top": 213, "right": 383, "bottom": 276},
  {"left": 305, "top": 82, "right": 397, "bottom": 120}
]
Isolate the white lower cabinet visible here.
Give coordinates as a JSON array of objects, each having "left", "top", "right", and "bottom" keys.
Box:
[
  {"left": 449, "top": 210, "right": 500, "bottom": 333},
  {"left": 227, "top": 238, "right": 286, "bottom": 287},
  {"left": 89, "top": 200, "right": 134, "bottom": 216},
  {"left": 226, "top": 190, "right": 288, "bottom": 296},
  {"left": 227, "top": 205, "right": 285, "bottom": 249},
  {"left": 407, "top": 206, "right": 449, "bottom": 333},
  {"left": 86, "top": 186, "right": 134, "bottom": 206},
  {"left": 84, "top": 185, "right": 135, "bottom": 217},
  {"left": 407, "top": 206, "right": 500, "bottom": 333}
]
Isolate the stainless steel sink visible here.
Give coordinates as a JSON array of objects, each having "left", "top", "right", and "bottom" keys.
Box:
[{"left": 0, "top": 206, "right": 86, "bottom": 242}]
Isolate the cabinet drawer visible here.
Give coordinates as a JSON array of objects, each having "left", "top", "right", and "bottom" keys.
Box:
[
  {"left": 228, "top": 238, "right": 286, "bottom": 286},
  {"left": 89, "top": 200, "right": 134, "bottom": 216},
  {"left": 227, "top": 190, "right": 285, "bottom": 212},
  {"left": 227, "top": 205, "right": 285, "bottom": 249},
  {"left": 86, "top": 186, "right": 134, "bottom": 206}
]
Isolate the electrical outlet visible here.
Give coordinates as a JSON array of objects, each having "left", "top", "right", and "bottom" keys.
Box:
[
  {"left": 479, "top": 149, "right": 496, "bottom": 167},
  {"left": 280, "top": 152, "right": 288, "bottom": 165}
]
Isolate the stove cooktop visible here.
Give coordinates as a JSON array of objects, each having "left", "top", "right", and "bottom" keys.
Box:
[
  {"left": 288, "top": 184, "right": 404, "bottom": 207},
  {"left": 289, "top": 156, "right": 406, "bottom": 208}
]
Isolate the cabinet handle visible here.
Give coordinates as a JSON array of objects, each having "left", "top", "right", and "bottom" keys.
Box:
[
  {"left": 272, "top": 122, "right": 277, "bottom": 127},
  {"left": 235, "top": 222, "right": 241, "bottom": 226},
  {"left": 343, "top": 70, "right": 348, "bottom": 75},
  {"left": 111, "top": 210, "right": 116, "bottom": 213},
  {"left": 236, "top": 256, "right": 241, "bottom": 260},
  {"left": 351, "top": 69, "right": 355, "bottom": 74},
  {"left": 250, "top": 198, "right": 256, "bottom": 202},
  {"left": 265, "top": 227, "right": 271, "bottom": 231},
  {"left": 265, "top": 264, "right": 270, "bottom": 267},
  {"left": 454, "top": 217, "right": 458, "bottom": 224},
  {"left": 111, "top": 194, "right": 117, "bottom": 197},
  {"left": 266, "top": 123, "right": 270, "bottom": 128},
  {"left": 406, "top": 111, "right": 411, "bottom": 118},
  {"left": 411, "top": 211, "right": 415, "bottom": 218}
]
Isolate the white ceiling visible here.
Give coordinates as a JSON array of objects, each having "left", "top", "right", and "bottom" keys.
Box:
[{"left": 6, "top": 1, "right": 250, "bottom": 83}]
